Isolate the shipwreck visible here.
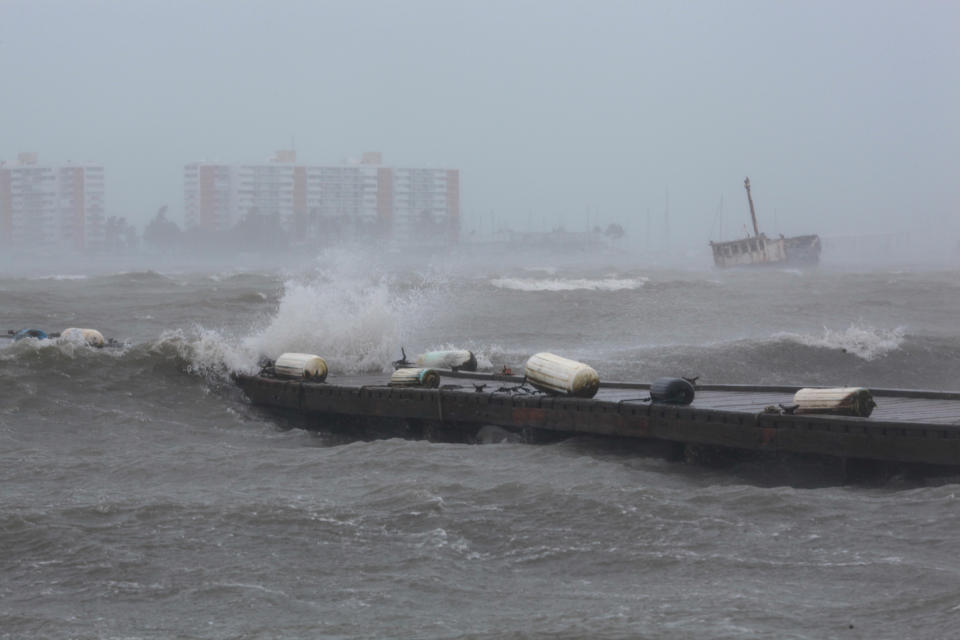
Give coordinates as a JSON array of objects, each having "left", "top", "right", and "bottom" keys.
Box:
[{"left": 709, "top": 177, "right": 821, "bottom": 268}]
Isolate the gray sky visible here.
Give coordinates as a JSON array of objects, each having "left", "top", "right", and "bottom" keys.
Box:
[{"left": 3, "top": 0, "right": 958, "bottom": 249}]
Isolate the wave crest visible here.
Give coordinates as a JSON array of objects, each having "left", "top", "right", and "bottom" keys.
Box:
[
  {"left": 490, "top": 277, "right": 647, "bottom": 292},
  {"left": 243, "top": 277, "right": 413, "bottom": 373},
  {"left": 171, "top": 257, "right": 447, "bottom": 378},
  {"left": 775, "top": 324, "right": 906, "bottom": 361}
]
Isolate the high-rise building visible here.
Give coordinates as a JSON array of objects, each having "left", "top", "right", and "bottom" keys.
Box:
[
  {"left": 0, "top": 153, "right": 105, "bottom": 251},
  {"left": 391, "top": 166, "right": 460, "bottom": 245},
  {"left": 183, "top": 151, "right": 459, "bottom": 245}
]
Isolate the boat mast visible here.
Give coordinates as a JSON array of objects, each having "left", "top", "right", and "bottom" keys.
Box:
[{"left": 744, "top": 177, "right": 760, "bottom": 237}]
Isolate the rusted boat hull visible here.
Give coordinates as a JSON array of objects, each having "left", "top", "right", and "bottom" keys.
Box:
[{"left": 710, "top": 233, "right": 821, "bottom": 268}]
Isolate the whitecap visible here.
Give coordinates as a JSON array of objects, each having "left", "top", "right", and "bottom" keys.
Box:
[
  {"left": 776, "top": 323, "right": 906, "bottom": 360},
  {"left": 31, "top": 274, "right": 88, "bottom": 281},
  {"left": 490, "top": 277, "right": 647, "bottom": 292}
]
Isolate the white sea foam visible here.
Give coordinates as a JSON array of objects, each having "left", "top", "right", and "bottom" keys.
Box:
[
  {"left": 0, "top": 332, "right": 128, "bottom": 360},
  {"left": 167, "top": 254, "right": 446, "bottom": 377},
  {"left": 32, "top": 274, "right": 88, "bottom": 281},
  {"left": 243, "top": 277, "right": 416, "bottom": 373},
  {"left": 776, "top": 323, "right": 906, "bottom": 360},
  {"left": 159, "top": 326, "right": 250, "bottom": 376},
  {"left": 490, "top": 277, "right": 647, "bottom": 292}
]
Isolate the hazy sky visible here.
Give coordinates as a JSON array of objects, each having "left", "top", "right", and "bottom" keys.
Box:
[{"left": 3, "top": 0, "right": 958, "bottom": 248}]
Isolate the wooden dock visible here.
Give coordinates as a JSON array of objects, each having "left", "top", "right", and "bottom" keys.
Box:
[{"left": 235, "top": 370, "right": 960, "bottom": 469}]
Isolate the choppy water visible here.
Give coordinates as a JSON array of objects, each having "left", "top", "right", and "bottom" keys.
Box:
[{"left": 3, "top": 250, "right": 960, "bottom": 639}]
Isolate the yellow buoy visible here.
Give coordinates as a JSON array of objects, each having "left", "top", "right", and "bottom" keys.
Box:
[
  {"left": 60, "top": 328, "right": 105, "bottom": 348},
  {"left": 524, "top": 352, "right": 600, "bottom": 398},
  {"left": 274, "top": 353, "right": 328, "bottom": 381},
  {"left": 793, "top": 387, "right": 876, "bottom": 417}
]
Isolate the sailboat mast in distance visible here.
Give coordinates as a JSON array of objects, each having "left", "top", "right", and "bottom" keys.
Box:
[{"left": 744, "top": 177, "right": 760, "bottom": 238}]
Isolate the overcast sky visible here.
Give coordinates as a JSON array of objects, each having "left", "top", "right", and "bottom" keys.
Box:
[{"left": 2, "top": 0, "right": 957, "bottom": 249}]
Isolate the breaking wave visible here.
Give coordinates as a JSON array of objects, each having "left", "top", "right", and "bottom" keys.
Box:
[
  {"left": 30, "top": 274, "right": 89, "bottom": 281},
  {"left": 0, "top": 334, "right": 126, "bottom": 361},
  {"left": 490, "top": 277, "right": 647, "bottom": 292},
  {"left": 240, "top": 274, "right": 431, "bottom": 374},
  {"left": 775, "top": 324, "right": 906, "bottom": 361},
  {"left": 2, "top": 253, "right": 451, "bottom": 384},
  {"left": 599, "top": 325, "right": 947, "bottom": 388},
  {"left": 156, "top": 255, "right": 448, "bottom": 379}
]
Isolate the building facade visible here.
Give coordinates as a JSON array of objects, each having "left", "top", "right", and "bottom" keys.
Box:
[
  {"left": 183, "top": 151, "right": 459, "bottom": 245},
  {"left": 0, "top": 153, "right": 105, "bottom": 252}
]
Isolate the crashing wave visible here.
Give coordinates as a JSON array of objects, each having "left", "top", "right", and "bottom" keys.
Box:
[{"left": 153, "top": 256, "right": 448, "bottom": 378}]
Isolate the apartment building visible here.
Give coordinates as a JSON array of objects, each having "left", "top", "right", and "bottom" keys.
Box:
[
  {"left": 183, "top": 151, "right": 459, "bottom": 245},
  {"left": 0, "top": 153, "right": 105, "bottom": 251}
]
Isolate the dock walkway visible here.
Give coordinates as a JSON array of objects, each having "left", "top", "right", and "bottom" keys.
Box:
[{"left": 236, "top": 371, "right": 960, "bottom": 468}]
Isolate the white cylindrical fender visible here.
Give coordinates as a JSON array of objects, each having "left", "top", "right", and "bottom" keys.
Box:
[
  {"left": 793, "top": 387, "right": 876, "bottom": 417},
  {"left": 524, "top": 352, "right": 600, "bottom": 398},
  {"left": 61, "top": 328, "right": 105, "bottom": 348},
  {"left": 416, "top": 349, "right": 477, "bottom": 371},
  {"left": 274, "top": 353, "right": 328, "bottom": 381},
  {"left": 389, "top": 367, "right": 441, "bottom": 388}
]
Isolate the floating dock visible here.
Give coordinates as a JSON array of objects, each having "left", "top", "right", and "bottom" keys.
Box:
[{"left": 236, "top": 370, "right": 960, "bottom": 470}]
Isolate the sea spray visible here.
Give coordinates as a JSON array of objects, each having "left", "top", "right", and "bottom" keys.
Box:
[
  {"left": 158, "top": 257, "right": 452, "bottom": 379},
  {"left": 245, "top": 277, "right": 408, "bottom": 373},
  {"left": 160, "top": 326, "right": 257, "bottom": 378}
]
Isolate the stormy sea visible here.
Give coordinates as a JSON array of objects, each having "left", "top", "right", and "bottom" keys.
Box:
[{"left": 3, "top": 249, "right": 960, "bottom": 639}]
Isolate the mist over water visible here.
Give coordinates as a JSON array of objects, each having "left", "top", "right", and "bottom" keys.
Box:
[{"left": 2, "top": 249, "right": 960, "bottom": 638}]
